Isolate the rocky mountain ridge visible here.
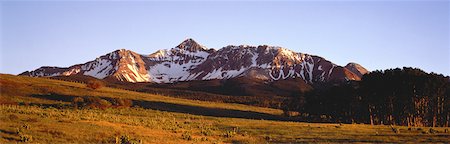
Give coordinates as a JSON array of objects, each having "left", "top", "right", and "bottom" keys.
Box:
[{"left": 20, "top": 38, "right": 368, "bottom": 84}]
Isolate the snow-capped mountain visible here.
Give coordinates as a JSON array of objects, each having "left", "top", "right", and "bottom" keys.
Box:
[
  {"left": 20, "top": 38, "right": 367, "bottom": 84},
  {"left": 20, "top": 49, "right": 150, "bottom": 82},
  {"left": 144, "top": 38, "right": 215, "bottom": 83}
]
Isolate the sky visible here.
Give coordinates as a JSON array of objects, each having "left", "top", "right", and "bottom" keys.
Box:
[{"left": 1, "top": 0, "right": 449, "bottom": 75}]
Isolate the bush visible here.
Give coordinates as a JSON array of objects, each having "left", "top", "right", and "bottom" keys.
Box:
[
  {"left": 429, "top": 128, "right": 438, "bottom": 134},
  {"left": 200, "top": 137, "right": 208, "bottom": 141},
  {"left": 390, "top": 125, "right": 400, "bottom": 134},
  {"left": 112, "top": 98, "right": 133, "bottom": 108},
  {"left": 85, "top": 97, "right": 112, "bottom": 109},
  {"left": 26, "top": 118, "right": 39, "bottom": 123},
  {"left": 72, "top": 97, "right": 85, "bottom": 109},
  {"left": 116, "top": 135, "right": 142, "bottom": 144},
  {"left": 8, "top": 114, "right": 19, "bottom": 120},
  {"left": 181, "top": 132, "right": 192, "bottom": 140},
  {"left": 223, "top": 127, "right": 239, "bottom": 138},
  {"left": 22, "top": 124, "right": 31, "bottom": 129},
  {"left": 86, "top": 80, "right": 104, "bottom": 90},
  {"left": 72, "top": 96, "right": 134, "bottom": 109},
  {"left": 223, "top": 130, "right": 236, "bottom": 138},
  {"left": 283, "top": 110, "right": 300, "bottom": 117},
  {"left": 72, "top": 97, "right": 111, "bottom": 109},
  {"left": 200, "top": 129, "right": 213, "bottom": 136},
  {"left": 20, "top": 134, "right": 33, "bottom": 142},
  {"left": 16, "top": 128, "right": 23, "bottom": 135}
]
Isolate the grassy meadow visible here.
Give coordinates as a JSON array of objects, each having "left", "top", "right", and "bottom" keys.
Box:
[{"left": 0, "top": 74, "right": 449, "bottom": 143}]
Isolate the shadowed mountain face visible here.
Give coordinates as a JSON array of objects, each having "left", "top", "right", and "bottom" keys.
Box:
[
  {"left": 345, "top": 62, "right": 368, "bottom": 78},
  {"left": 20, "top": 38, "right": 367, "bottom": 87}
]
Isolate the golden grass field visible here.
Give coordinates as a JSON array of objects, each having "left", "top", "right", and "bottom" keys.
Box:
[{"left": 0, "top": 74, "right": 449, "bottom": 143}]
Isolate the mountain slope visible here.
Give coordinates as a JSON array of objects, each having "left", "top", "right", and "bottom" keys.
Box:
[
  {"left": 20, "top": 49, "right": 151, "bottom": 82},
  {"left": 345, "top": 62, "right": 369, "bottom": 78},
  {"left": 20, "top": 39, "right": 367, "bottom": 84}
]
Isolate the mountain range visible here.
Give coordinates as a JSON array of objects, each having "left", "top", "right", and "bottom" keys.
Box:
[{"left": 20, "top": 38, "right": 368, "bottom": 86}]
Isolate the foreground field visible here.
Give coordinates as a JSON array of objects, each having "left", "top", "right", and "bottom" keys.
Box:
[
  {"left": 1, "top": 74, "right": 449, "bottom": 143},
  {"left": 2, "top": 105, "right": 449, "bottom": 143}
]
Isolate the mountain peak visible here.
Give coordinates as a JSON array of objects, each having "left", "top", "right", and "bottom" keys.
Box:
[
  {"left": 345, "top": 62, "right": 369, "bottom": 77},
  {"left": 20, "top": 39, "right": 368, "bottom": 84},
  {"left": 176, "top": 38, "right": 207, "bottom": 52}
]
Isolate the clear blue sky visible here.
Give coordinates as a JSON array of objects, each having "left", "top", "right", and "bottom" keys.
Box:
[{"left": 1, "top": 1, "right": 449, "bottom": 75}]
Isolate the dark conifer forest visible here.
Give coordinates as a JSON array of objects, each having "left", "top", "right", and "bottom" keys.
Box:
[{"left": 285, "top": 67, "right": 449, "bottom": 127}]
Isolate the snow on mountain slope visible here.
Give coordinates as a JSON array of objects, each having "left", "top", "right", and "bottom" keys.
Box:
[
  {"left": 20, "top": 49, "right": 151, "bottom": 82},
  {"left": 191, "top": 44, "right": 355, "bottom": 84},
  {"left": 144, "top": 38, "right": 214, "bottom": 83},
  {"left": 20, "top": 38, "right": 367, "bottom": 84}
]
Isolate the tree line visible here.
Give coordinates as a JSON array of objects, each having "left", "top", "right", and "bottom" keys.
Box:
[{"left": 284, "top": 67, "right": 449, "bottom": 127}]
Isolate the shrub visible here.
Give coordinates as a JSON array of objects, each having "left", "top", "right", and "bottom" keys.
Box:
[
  {"left": 200, "top": 137, "right": 208, "bottom": 141},
  {"left": 181, "top": 132, "right": 192, "bottom": 140},
  {"left": 26, "top": 118, "right": 39, "bottom": 123},
  {"left": 85, "top": 97, "right": 112, "bottom": 109},
  {"left": 112, "top": 98, "right": 133, "bottom": 108},
  {"left": 116, "top": 135, "right": 142, "bottom": 144},
  {"left": 429, "top": 128, "right": 438, "bottom": 134},
  {"left": 72, "top": 97, "right": 85, "bottom": 109},
  {"left": 8, "top": 114, "right": 19, "bottom": 120},
  {"left": 16, "top": 128, "right": 23, "bottom": 135},
  {"left": 283, "top": 110, "right": 299, "bottom": 117},
  {"left": 72, "top": 97, "right": 114, "bottom": 109},
  {"left": 200, "top": 129, "right": 213, "bottom": 136},
  {"left": 223, "top": 130, "right": 236, "bottom": 138},
  {"left": 22, "top": 124, "right": 31, "bottom": 129},
  {"left": 72, "top": 96, "right": 134, "bottom": 109},
  {"left": 390, "top": 125, "right": 400, "bottom": 134},
  {"left": 20, "top": 134, "right": 33, "bottom": 142},
  {"left": 86, "top": 80, "right": 104, "bottom": 90}
]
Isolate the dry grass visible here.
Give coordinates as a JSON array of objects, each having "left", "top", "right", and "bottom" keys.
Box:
[
  {"left": 1, "top": 74, "right": 449, "bottom": 143},
  {"left": 0, "top": 74, "right": 282, "bottom": 116}
]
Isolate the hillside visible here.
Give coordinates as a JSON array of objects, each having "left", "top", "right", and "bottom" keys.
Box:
[
  {"left": 49, "top": 75, "right": 290, "bottom": 109},
  {"left": 1, "top": 74, "right": 449, "bottom": 143}
]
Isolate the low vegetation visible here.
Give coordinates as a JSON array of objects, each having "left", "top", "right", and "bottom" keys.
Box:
[
  {"left": 52, "top": 75, "right": 288, "bottom": 109},
  {"left": 1, "top": 74, "right": 449, "bottom": 143},
  {"left": 86, "top": 80, "right": 104, "bottom": 90}
]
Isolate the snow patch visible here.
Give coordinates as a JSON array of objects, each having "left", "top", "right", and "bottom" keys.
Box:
[
  {"left": 63, "top": 68, "right": 80, "bottom": 76},
  {"left": 83, "top": 59, "right": 113, "bottom": 79},
  {"left": 251, "top": 52, "right": 259, "bottom": 66}
]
